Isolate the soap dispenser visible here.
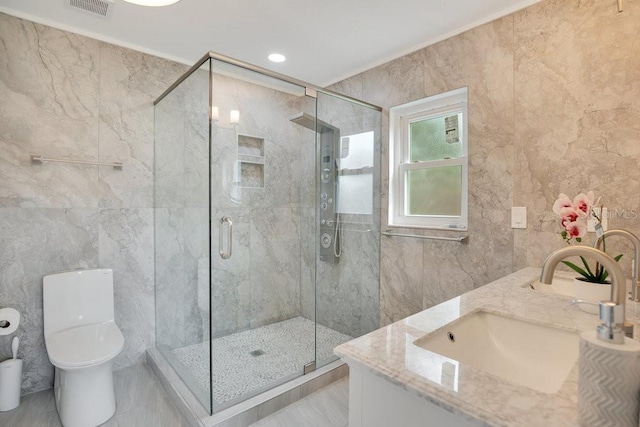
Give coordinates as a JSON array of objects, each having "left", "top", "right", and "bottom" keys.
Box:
[{"left": 578, "top": 301, "right": 640, "bottom": 426}]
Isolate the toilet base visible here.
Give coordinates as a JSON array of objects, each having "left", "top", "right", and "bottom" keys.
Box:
[{"left": 53, "top": 360, "right": 116, "bottom": 427}]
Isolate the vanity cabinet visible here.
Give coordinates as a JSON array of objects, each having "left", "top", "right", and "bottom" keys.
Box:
[{"left": 347, "top": 363, "right": 480, "bottom": 427}]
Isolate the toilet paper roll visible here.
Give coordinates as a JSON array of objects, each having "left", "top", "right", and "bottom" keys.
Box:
[{"left": 0, "top": 308, "right": 20, "bottom": 336}]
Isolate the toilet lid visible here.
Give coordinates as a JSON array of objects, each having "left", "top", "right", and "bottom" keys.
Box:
[{"left": 45, "top": 321, "right": 124, "bottom": 369}]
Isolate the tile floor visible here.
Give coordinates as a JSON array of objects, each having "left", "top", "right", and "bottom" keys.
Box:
[
  {"left": 249, "top": 377, "right": 349, "bottom": 427},
  {"left": 172, "top": 316, "right": 352, "bottom": 406},
  {"left": 0, "top": 362, "right": 349, "bottom": 427},
  {"left": 0, "top": 363, "right": 186, "bottom": 427}
]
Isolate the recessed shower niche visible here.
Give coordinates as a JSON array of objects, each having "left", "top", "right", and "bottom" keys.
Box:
[{"left": 237, "top": 134, "right": 264, "bottom": 188}]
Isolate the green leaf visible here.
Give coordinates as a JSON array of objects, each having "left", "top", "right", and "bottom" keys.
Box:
[
  {"left": 576, "top": 237, "right": 582, "bottom": 243},
  {"left": 580, "top": 256, "right": 594, "bottom": 277},
  {"left": 561, "top": 260, "right": 591, "bottom": 279}
]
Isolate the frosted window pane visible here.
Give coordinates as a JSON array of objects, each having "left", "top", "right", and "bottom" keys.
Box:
[
  {"left": 336, "top": 131, "right": 374, "bottom": 215},
  {"left": 337, "top": 174, "right": 373, "bottom": 214},
  {"left": 410, "top": 114, "right": 462, "bottom": 162},
  {"left": 406, "top": 166, "right": 462, "bottom": 216},
  {"left": 339, "top": 131, "right": 374, "bottom": 168}
]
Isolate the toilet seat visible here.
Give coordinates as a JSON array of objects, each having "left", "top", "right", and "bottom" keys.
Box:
[{"left": 45, "top": 321, "right": 124, "bottom": 370}]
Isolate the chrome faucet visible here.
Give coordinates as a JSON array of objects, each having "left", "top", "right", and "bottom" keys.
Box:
[
  {"left": 594, "top": 229, "right": 640, "bottom": 301},
  {"left": 540, "top": 246, "right": 632, "bottom": 341}
]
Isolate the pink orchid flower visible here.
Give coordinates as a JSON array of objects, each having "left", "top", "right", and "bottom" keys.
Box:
[
  {"left": 559, "top": 207, "right": 579, "bottom": 227},
  {"left": 552, "top": 193, "right": 573, "bottom": 215},
  {"left": 565, "top": 220, "right": 587, "bottom": 239},
  {"left": 573, "top": 191, "right": 595, "bottom": 217}
]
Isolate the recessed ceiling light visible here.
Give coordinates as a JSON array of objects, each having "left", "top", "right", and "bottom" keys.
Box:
[
  {"left": 268, "top": 53, "right": 286, "bottom": 63},
  {"left": 123, "top": 0, "right": 181, "bottom": 6}
]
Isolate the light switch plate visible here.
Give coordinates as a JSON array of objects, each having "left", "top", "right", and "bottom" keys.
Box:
[
  {"left": 587, "top": 207, "right": 608, "bottom": 232},
  {"left": 511, "top": 207, "right": 527, "bottom": 229}
]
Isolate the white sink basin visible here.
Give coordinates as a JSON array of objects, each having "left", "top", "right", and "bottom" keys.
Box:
[{"left": 413, "top": 310, "right": 579, "bottom": 394}]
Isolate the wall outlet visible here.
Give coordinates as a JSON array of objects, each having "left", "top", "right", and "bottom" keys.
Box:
[
  {"left": 511, "top": 207, "right": 527, "bottom": 229},
  {"left": 587, "top": 207, "right": 608, "bottom": 232}
]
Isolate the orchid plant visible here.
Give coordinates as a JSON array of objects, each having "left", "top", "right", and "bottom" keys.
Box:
[{"left": 553, "top": 191, "right": 622, "bottom": 284}]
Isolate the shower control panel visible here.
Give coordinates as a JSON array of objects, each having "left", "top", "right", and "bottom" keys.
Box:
[
  {"left": 319, "top": 128, "right": 339, "bottom": 264},
  {"left": 289, "top": 112, "right": 339, "bottom": 265}
]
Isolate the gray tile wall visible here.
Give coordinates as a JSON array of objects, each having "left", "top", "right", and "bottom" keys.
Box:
[
  {"left": 331, "top": 15, "right": 515, "bottom": 325},
  {"left": 8, "top": 0, "right": 633, "bottom": 397},
  {"left": 330, "top": 0, "right": 640, "bottom": 325},
  {"left": 0, "top": 12, "right": 382, "bottom": 398},
  {"left": 0, "top": 13, "right": 187, "bottom": 394}
]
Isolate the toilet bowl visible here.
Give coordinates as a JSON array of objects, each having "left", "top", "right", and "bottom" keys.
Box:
[{"left": 43, "top": 269, "right": 124, "bottom": 427}]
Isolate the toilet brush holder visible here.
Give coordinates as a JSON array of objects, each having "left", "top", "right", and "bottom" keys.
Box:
[{"left": 0, "top": 358, "right": 22, "bottom": 411}]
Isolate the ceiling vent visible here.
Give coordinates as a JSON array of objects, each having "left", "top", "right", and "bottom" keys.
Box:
[{"left": 67, "top": 0, "right": 115, "bottom": 18}]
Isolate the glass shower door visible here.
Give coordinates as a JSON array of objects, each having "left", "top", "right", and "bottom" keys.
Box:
[{"left": 208, "top": 58, "right": 318, "bottom": 411}]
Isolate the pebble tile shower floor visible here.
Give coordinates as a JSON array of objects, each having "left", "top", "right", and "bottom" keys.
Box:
[{"left": 172, "top": 316, "right": 352, "bottom": 406}]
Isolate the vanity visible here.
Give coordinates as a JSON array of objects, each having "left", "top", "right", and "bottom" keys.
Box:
[{"left": 335, "top": 267, "right": 640, "bottom": 427}]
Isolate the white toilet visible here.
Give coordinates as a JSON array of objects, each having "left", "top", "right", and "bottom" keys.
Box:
[{"left": 43, "top": 269, "right": 124, "bottom": 427}]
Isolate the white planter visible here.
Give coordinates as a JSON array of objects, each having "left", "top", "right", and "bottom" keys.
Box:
[{"left": 573, "top": 278, "right": 612, "bottom": 314}]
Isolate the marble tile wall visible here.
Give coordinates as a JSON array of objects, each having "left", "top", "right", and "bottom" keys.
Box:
[
  {"left": 0, "top": 12, "right": 382, "bottom": 398},
  {"left": 11, "top": 0, "right": 632, "bottom": 396},
  {"left": 0, "top": 13, "right": 186, "bottom": 393},
  {"left": 512, "top": 0, "right": 640, "bottom": 270},
  {"left": 331, "top": 0, "right": 640, "bottom": 325},
  {"left": 339, "top": 15, "right": 515, "bottom": 325}
]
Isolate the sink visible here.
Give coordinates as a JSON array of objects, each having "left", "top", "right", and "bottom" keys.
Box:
[{"left": 413, "top": 310, "right": 579, "bottom": 393}]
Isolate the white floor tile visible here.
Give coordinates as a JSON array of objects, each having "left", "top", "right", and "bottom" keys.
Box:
[{"left": 250, "top": 378, "right": 349, "bottom": 427}]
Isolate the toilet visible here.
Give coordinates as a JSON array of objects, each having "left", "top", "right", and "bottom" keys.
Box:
[{"left": 43, "top": 269, "right": 124, "bottom": 427}]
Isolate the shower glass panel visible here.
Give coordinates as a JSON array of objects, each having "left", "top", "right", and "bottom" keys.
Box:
[
  {"left": 154, "top": 52, "right": 381, "bottom": 417},
  {"left": 314, "top": 92, "right": 381, "bottom": 368},
  {"left": 154, "top": 60, "right": 211, "bottom": 412}
]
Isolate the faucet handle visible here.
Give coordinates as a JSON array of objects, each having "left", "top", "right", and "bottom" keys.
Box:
[{"left": 597, "top": 301, "right": 625, "bottom": 344}]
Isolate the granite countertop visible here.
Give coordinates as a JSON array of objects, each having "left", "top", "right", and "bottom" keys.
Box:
[{"left": 334, "top": 267, "right": 640, "bottom": 427}]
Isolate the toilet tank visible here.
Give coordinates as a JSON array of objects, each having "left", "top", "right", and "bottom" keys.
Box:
[{"left": 43, "top": 269, "right": 115, "bottom": 336}]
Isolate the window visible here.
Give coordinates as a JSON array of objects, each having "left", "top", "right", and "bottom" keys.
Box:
[{"left": 388, "top": 88, "right": 468, "bottom": 230}]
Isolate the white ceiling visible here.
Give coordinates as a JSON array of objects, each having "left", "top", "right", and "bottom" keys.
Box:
[{"left": 0, "top": 0, "right": 540, "bottom": 87}]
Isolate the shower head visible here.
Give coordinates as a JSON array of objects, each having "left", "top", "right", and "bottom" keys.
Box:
[{"left": 290, "top": 112, "right": 337, "bottom": 134}]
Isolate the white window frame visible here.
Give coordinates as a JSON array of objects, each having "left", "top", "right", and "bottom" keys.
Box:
[{"left": 388, "top": 87, "right": 468, "bottom": 230}]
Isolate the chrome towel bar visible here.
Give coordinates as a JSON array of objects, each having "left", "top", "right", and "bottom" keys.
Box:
[
  {"left": 31, "top": 155, "right": 123, "bottom": 170},
  {"left": 382, "top": 230, "right": 468, "bottom": 242}
]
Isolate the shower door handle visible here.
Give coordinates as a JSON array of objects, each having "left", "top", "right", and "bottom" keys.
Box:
[{"left": 219, "top": 217, "right": 233, "bottom": 259}]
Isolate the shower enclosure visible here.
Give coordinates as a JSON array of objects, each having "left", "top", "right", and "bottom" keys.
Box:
[{"left": 153, "top": 52, "right": 381, "bottom": 416}]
